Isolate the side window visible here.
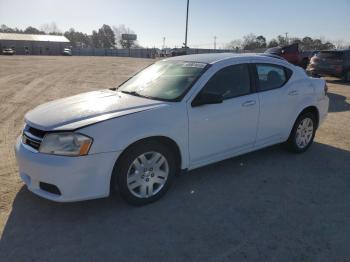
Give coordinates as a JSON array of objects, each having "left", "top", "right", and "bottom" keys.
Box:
[
  {"left": 256, "top": 64, "right": 288, "bottom": 91},
  {"left": 201, "top": 64, "right": 251, "bottom": 99}
]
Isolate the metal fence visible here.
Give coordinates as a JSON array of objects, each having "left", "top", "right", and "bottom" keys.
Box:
[
  {"left": 71, "top": 47, "right": 266, "bottom": 59},
  {"left": 72, "top": 48, "right": 157, "bottom": 58}
]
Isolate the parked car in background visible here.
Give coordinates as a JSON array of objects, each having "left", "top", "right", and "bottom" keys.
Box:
[
  {"left": 2, "top": 48, "right": 15, "bottom": 55},
  {"left": 62, "top": 48, "right": 72, "bottom": 56},
  {"left": 171, "top": 47, "right": 188, "bottom": 56},
  {"left": 265, "top": 43, "right": 303, "bottom": 68},
  {"left": 15, "top": 53, "right": 329, "bottom": 205},
  {"left": 307, "top": 50, "right": 350, "bottom": 82},
  {"left": 158, "top": 48, "right": 172, "bottom": 57}
]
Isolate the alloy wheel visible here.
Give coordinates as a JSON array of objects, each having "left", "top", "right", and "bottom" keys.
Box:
[
  {"left": 295, "top": 117, "right": 314, "bottom": 149},
  {"left": 126, "top": 151, "right": 169, "bottom": 198}
]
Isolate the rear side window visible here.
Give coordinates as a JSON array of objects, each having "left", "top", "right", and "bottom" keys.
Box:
[
  {"left": 256, "top": 64, "right": 290, "bottom": 91},
  {"left": 202, "top": 64, "right": 251, "bottom": 99}
]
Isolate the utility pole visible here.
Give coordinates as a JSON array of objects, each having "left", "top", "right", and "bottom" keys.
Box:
[
  {"left": 214, "top": 36, "right": 217, "bottom": 50},
  {"left": 162, "top": 37, "right": 166, "bottom": 49},
  {"left": 184, "top": 0, "right": 189, "bottom": 49},
  {"left": 285, "top": 32, "right": 289, "bottom": 44}
]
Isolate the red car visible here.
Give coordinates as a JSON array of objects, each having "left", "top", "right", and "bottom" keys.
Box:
[{"left": 265, "top": 43, "right": 303, "bottom": 67}]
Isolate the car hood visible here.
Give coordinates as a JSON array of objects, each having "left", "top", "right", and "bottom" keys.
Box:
[{"left": 25, "top": 90, "right": 168, "bottom": 131}]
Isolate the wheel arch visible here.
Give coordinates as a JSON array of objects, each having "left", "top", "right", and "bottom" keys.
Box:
[
  {"left": 287, "top": 105, "right": 319, "bottom": 140},
  {"left": 297, "top": 105, "right": 319, "bottom": 128},
  {"left": 111, "top": 136, "right": 182, "bottom": 188}
]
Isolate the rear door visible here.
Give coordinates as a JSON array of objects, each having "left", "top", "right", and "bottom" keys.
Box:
[{"left": 252, "top": 63, "right": 296, "bottom": 148}]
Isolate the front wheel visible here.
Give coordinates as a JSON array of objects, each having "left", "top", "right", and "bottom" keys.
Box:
[
  {"left": 287, "top": 112, "right": 316, "bottom": 153},
  {"left": 113, "top": 141, "right": 176, "bottom": 205}
]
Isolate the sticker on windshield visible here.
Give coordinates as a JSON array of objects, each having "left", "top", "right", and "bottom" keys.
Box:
[{"left": 182, "top": 62, "right": 207, "bottom": 68}]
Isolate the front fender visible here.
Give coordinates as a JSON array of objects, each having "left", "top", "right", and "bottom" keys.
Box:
[{"left": 78, "top": 104, "right": 189, "bottom": 169}]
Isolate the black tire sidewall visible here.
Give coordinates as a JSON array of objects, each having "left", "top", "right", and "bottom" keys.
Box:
[
  {"left": 288, "top": 112, "right": 316, "bottom": 153},
  {"left": 113, "top": 141, "right": 176, "bottom": 205}
]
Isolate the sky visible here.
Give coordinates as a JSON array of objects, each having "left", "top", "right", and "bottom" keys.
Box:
[{"left": 0, "top": 0, "right": 349, "bottom": 48}]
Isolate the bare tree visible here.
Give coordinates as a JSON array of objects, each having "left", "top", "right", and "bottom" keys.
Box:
[
  {"left": 333, "top": 39, "right": 349, "bottom": 49},
  {"left": 0, "top": 24, "right": 22, "bottom": 33},
  {"left": 225, "top": 39, "right": 243, "bottom": 50},
  {"left": 277, "top": 35, "right": 288, "bottom": 46},
  {"left": 113, "top": 24, "right": 139, "bottom": 48},
  {"left": 267, "top": 39, "right": 279, "bottom": 48},
  {"left": 242, "top": 34, "right": 267, "bottom": 50},
  {"left": 40, "top": 22, "right": 61, "bottom": 35}
]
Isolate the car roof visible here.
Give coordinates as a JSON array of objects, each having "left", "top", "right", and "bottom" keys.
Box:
[{"left": 163, "top": 52, "right": 288, "bottom": 65}]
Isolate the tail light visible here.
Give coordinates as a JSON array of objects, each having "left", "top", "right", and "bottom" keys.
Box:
[{"left": 324, "top": 83, "right": 328, "bottom": 96}]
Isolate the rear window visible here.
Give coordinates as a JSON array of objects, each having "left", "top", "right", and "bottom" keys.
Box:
[
  {"left": 256, "top": 64, "right": 292, "bottom": 92},
  {"left": 317, "top": 51, "right": 344, "bottom": 59}
]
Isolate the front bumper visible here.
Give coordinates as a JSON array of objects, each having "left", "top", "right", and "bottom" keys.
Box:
[{"left": 15, "top": 137, "right": 120, "bottom": 202}]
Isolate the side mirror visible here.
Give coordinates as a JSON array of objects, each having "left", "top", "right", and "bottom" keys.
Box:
[{"left": 192, "top": 92, "right": 223, "bottom": 107}]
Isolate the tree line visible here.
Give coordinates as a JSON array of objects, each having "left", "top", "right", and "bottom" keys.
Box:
[
  {"left": 0, "top": 23, "right": 139, "bottom": 49},
  {"left": 1, "top": 23, "right": 347, "bottom": 51},
  {"left": 226, "top": 33, "right": 339, "bottom": 51}
]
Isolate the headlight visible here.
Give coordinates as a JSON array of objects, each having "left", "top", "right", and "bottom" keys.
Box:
[{"left": 39, "top": 132, "right": 93, "bottom": 156}]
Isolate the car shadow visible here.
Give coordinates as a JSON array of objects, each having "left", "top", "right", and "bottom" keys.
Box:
[
  {"left": 1, "top": 143, "right": 350, "bottom": 261},
  {"left": 327, "top": 92, "right": 350, "bottom": 112}
]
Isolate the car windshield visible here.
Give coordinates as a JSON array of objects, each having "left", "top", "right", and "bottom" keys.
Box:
[{"left": 118, "top": 61, "right": 207, "bottom": 101}]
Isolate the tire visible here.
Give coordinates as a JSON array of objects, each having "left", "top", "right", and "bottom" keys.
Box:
[
  {"left": 112, "top": 141, "right": 176, "bottom": 205},
  {"left": 286, "top": 112, "right": 317, "bottom": 153}
]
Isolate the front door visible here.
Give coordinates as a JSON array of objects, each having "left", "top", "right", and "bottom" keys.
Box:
[{"left": 187, "top": 63, "right": 259, "bottom": 168}]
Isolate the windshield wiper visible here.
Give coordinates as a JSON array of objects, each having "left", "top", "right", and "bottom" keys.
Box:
[
  {"left": 120, "top": 90, "right": 157, "bottom": 101},
  {"left": 120, "top": 90, "right": 143, "bottom": 97}
]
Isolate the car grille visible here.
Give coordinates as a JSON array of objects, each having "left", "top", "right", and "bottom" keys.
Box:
[{"left": 22, "top": 125, "right": 46, "bottom": 151}]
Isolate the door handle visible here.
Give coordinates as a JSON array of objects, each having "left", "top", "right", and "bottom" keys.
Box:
[
  {"left": 288, "top": 90, "right": 299, "bottom": 96},
  {"left": 242, "top": 100, "right": 256, "bottom": 107}
]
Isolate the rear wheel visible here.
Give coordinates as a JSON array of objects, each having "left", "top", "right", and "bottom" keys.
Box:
[
  {"left": 287, "top": 112, "right": 316, "bottom": 153},
  {"left": 113, "top": 141, "right": 176, "bottom": 205}
]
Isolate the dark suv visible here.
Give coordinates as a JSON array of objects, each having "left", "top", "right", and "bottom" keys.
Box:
[{"left": 307, "top": 50, "right": 350, "bottom": 82}]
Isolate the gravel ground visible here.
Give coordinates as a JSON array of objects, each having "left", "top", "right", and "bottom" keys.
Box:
[{"left": 0, "top": 56, "right": 349, "bottom": 262}]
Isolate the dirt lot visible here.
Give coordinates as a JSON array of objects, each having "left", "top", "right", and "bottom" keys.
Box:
[{"left": 0, "top": 56, "right": 349, "bottom": 261}]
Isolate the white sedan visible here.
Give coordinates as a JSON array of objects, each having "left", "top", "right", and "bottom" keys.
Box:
[{"left": 15, "top": 53, "right": 329, "bottom": 205}]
